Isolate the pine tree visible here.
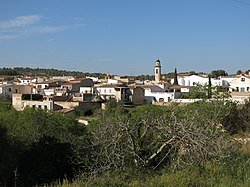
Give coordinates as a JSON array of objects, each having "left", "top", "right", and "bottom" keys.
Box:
[
  {"left": 173, "top": 68, "right": 178, "bottom": 85},
  {"left": 208, "top": 74, "right": 212, "bottom": 99}
]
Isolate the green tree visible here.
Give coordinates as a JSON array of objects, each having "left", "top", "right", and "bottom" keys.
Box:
[
  {"left": 18, "top": 136, "right": 74, "bottom": 187},
  {"left": 211, "top": 70, "right": 228, "bottom": 78},
  {"left": 83, "top": 102, "right": 233, "bottom": 173},
  {"left": 188, "top": 83, "right": 207, "bottom": 99},
  {"left": 173, "top": 68, "right": 178, "bottom": 85},
  {"left": 208, "top": 75, "right": 212, "bottom": 99},
  {"left": 0, "top": 107, "right": 92, "bottom": 186},
  {"left": 236, "top": 70, "right": 243, "bottom": 75}
]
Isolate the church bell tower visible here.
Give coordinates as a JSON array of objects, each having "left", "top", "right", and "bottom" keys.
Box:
[{"left": 155, "top": 59, "right": 161, "bottom": 83}]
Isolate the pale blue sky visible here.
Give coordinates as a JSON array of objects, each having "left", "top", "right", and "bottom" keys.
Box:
[{"left": 0, "top": 0, "right": 250, "bottom": 75}]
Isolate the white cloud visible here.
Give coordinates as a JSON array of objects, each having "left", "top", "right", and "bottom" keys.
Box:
[
  {"left": 0, "top": 34, "right": 17, "bottom": 41},
  {"left": 0, "top": 15, "right": 86, "bottom": 41},
  {"left": 23, "top": 25, "right": 66, "bottom": 35},
  {"left": 0, "top": 15, "right": 42, "bottom": 30},
  {"left": 26, "top": 24, "right": 85, "bottom": 34}
]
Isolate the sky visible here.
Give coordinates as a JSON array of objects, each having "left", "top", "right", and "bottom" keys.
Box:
[{"left": 0, "top": 0, "right": 250, "bottom": 76}]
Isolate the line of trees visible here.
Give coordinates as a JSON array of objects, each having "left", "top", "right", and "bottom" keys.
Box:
[{"left": 0, "top": 67, "right": 106, "bottom": 78}]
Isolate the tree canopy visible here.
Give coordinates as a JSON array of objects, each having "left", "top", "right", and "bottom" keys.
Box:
[{"left": 211, "top": 70, "right": 228, "bottom": 78}]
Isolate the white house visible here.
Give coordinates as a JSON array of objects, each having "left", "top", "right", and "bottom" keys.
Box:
[
  {"left": 0, "top": 84, "right": 14, "bottom": 98},
  {"left": 94, "top": 84, "right": 131, "bottom": 101},
  {"left": 172, "top": 74, "right": 209, "bottom": 86},
  {"left": 86, "top": 76, "right": 99, "bottom": 83},
  {"left": 80, "top": 87, "right": 93, "bottom": 94},
  {"left": 219, "top": 76, "right": 237, "bottom": 88},
  {"left": 107, "top": 79, "right": 121, "bottom": 84},
  {"left": 143, "top": 85, "right": 180, "bottom": 102},
  {"left": 51, "top": 76, "right": 75, "bottom": 81},
  {"left": 18, "top": 77, "right": 36, "bottom": 85},
  {"left": 169, "top": 85, "right": 193, "bottom": 93},
  {"left": 229, "top": 75, "right": 250, "bottom": 92},
  {"left": 172, "top": 74, "right": 230, "bottom": 88}
]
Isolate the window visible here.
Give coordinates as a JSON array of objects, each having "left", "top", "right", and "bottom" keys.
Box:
[
  {"left": 104, "top": 89, "right": 106, "bottom": 93},
  {"left": 156, "top": 69, "right": 158, "bottom": 74},
  {"left": 240, "top": 88, "right": 245, "bottom": 92},
  {"left": 236, "top": 87, "right": 239, "bottom": 92},
  {"left": 44, "top": 105, "right": 47, "bottom": 110},
  {"left": 32, "top": 105, "right": 36, "bottom": 108},
  {"left": 241, "top": 78, "right": 245, "bottom": 82},
  {"left": 109, "top": 89, "right": 112, "bottom": 93},
  {"left": 247, "top": 87, "right": 249, "bottom": 91},
  {"left": 38, "top": 105, "right": 42, "bottom": 108},
  {"left": 8, "top": 88, "right": 12, "bottom": 92}
]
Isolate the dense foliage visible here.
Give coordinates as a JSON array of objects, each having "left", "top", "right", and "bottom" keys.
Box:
[
  {"left": 210, "top": 69, "right": 228, "bottom": 78},
  {"left": 0, "top": 103, "right": 90, "bottom": 187},
  {"left": 0, "top": 99, "right": 249, "bottom": 186},
  {"left": 0, "top": 67, "right": 106, "bottom": 78}
]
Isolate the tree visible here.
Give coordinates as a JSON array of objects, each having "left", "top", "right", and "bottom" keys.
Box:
[
  {"left": 18, "top": 136, "right": 74, "bottom": 187},
  {"left": 211, "top": 70, "right": 228, "bottom": 78},
  {"left": 173, "top": 68, "right": 178, "bottom": 85},
  {"left": 79, "top": 102, "right": 233, "bottom": 174},
  {"left": 223, "top": 101, "right": 250, "bottom": 134},
  {"left": 208, "top": 75, "right": 212, "bottom": 99},
  {"left": 236, "top": 70, "right": 243, "bottom": 75},
  {"left": 188, "top": 83, "right": 207, "bottom": 99},
  {"left": 0, "top": 107, "right": 92, "bottom": 186}
]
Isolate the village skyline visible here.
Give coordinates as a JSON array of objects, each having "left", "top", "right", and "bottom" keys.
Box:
[{"left": 0, "top": 64, "right": 248, "bottom": 78}]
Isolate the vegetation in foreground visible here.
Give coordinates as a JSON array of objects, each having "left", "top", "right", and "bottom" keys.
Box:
[
  {"left": 46, "top": 156, "right": 250, "bottom": 187},
  {"left": 0, "top": 99, "right": 250, "bottom": 187}
]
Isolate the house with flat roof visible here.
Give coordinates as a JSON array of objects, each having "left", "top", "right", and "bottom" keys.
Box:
[
  {"left": 12, "top": 94, "right": 60, "bottom": 111},
  {"left": 0, "top": 84, "right": 14, "bottom": 99},
  {"left": 229, "top": 75, "right": 250, "bottom": 92},
  {"left": 142, "top": 85, "right": 181, "bottom": 103},
  {"left": 94, "top": 84, "right": 131, "bottom": 102}
]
